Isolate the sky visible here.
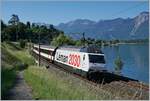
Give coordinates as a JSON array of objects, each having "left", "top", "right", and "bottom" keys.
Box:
[{"left": 1, "top": 1, "right": 149, "bottom": 25}]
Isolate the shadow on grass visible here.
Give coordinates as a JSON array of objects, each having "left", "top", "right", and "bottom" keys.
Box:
[
  {"left": 16, "top": 63, "right": 29, "bottom": 71},
  {"left": 1, "top": 68, "right": 16, "bottom": 99},
  {"left": 88, "top": 72, "right": 138, "bottom": 84},
  {"left": 7, "top": 42, "right": 22, "bottom": 50}
]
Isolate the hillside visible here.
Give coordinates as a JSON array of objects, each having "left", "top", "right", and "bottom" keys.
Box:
[
  {"left": 56, "top": 11, "right": 149, "bottom": 40},
  {"left": 1, "top": 42, "right": 34, "bottom": 99}
]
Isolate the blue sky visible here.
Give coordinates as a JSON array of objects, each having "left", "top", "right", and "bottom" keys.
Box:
[{"left": 2, "top": 1, "right": 149, "bottom": 25}]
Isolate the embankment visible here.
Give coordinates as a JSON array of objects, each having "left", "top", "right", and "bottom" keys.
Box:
[{"left": 1, "top": 42, "right": 34, "bottom": 99}]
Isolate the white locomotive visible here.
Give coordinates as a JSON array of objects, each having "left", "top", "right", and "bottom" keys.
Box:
[{"left": 32, "top": 44, "right": 106, "bottom": 77}]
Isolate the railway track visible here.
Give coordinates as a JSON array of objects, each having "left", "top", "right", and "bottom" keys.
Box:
[{"left": 31, "top": 52, "right": 149, "bottom": 99}]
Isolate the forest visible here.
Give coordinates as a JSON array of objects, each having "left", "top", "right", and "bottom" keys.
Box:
[{"left": 1, "top": 14, "right": 148, "bottom": 47}]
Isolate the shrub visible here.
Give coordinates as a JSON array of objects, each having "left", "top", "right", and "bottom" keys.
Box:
[
  {"left": 51, "top": 33, "right": 75, "bottom": 46},
  {"left": 15, "top": 63, "right": 28, "bottom": 71},
  {"left": 114, "top": 56, "right": 124, "bottom": 71},
  {"left": 19, "top": 40, "right": 26, "bottom": 48}
]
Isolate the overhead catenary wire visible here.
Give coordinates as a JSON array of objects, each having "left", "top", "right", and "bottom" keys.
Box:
[{"left": 110, "top": 2, "right": 148, "bottom": 19}]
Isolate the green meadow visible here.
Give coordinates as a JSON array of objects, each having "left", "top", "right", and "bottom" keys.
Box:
[{"left": 2, "top": 42, "right": 136, "bottom": 100}]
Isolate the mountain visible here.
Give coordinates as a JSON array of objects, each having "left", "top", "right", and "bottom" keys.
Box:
[{"left": 56, "top": 12, "right": 149, "bottom": 40}]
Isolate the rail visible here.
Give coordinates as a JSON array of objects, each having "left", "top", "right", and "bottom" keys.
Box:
[{"left": 31, "top": 51, "right": 149, "bottom": 99}]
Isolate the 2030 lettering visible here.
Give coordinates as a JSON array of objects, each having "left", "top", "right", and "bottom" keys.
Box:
[{"left": 69, "top": 54, "right": 80, "bottom": 67}]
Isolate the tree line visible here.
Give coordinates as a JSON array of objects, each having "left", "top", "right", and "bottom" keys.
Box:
[
  {"left": 1, "top": 14, "right": 63, "bottom": 44},
  {"left": 1, "top": 14, "right": 100, "bottom": 47},
  {"left": 1, "top": 14, "right": 148, "bottom": 47}
]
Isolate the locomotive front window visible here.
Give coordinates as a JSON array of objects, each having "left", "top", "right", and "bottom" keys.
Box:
[{"left": 89, "top": 54, "right": 105, "bottom": 63}]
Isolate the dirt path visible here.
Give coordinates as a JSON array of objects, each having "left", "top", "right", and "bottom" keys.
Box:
[{"left": 6, "top": 71, "right": 33, "bottom": 100}]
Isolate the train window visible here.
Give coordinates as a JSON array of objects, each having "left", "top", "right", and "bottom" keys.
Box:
[
  {"left": 33, "top": 47, "right": 39, "bottom": 51},
  {"left": 89, "top": 54, "right": 105, "bottom": 63},
  {"left": 40, "top": 49, "right": 50, "bottom": 54}
]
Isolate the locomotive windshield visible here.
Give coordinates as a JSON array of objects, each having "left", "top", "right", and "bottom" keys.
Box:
[{"left": 89, "top": 54, "right": 105, "bottom": 63}]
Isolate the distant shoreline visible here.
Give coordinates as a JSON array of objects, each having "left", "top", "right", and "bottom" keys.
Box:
[
  {"left": 106, "top": 42, "right": 148, "bottom": 46},
  {"left": 100, "top": 39, "right": 149, "bottom": 46},
  {"left": 118, "top": 42, "right": 148, "bottom": 45}
]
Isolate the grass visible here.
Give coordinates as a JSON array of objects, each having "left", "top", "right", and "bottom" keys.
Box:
[
  {"left": 2, "top": 42, "right": 35, "bottom": 65},
  {"left": 2, "top": 42, "right": 146, "bottom": 100},
  {"left": 1, "top": 42, "right": 35, "bottom": 99},
  {"left": 24, "top": 66, "right": 113, "bottom": 100},
  {"left": 1, "top": 42, "right": 114, "bottom": 100},
  {"left": 2, "top": 42, "right": 112, "bottom": 100},
  {"left": 1, "top": 68, "right": 16, "bottom": 99}
]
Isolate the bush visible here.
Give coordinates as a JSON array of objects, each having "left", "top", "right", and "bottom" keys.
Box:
[
  {"left": 75, "top": 40, "right": 83, "bottom": 46},
  {"left": 15, "top": 63, "right": 28, "bottom": 71},
  {"left": 19, "top": 40, "right": 26, "bottom": 48},
  {"left": 51, "top": 33, "right": 75, "bottom": 46},
  {"left": 114, "top": 56, "right": 124, "bottom": 71}
]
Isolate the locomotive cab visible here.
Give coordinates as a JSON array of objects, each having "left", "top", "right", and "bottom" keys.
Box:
[
  {"left": 80, "top": 45, "right": 106, "bottom": 72},
  {"left": 88, "top": 53, "right": 106, "bottom": 72}
]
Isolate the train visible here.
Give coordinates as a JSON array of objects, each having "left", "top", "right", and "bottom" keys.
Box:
[{"left": 31, "top": 44, "right": 106, "bottom": 78}]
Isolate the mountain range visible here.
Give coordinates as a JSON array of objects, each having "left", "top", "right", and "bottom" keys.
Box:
[{"left": 56, "top": 11, "right": 149, "bottom": 40}]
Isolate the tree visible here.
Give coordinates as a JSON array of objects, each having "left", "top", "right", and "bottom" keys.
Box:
[
  {"left": 87, "top": 37, "right": 95, "bottom": 45},
  {"left": 51, "top": 33, "right": 75, "bottom": 46},
  {"left": 75, "top": 40, "right": 82, "bottom": 46},
  {"left": 8, "top": 14, "right": 19, "bottom": 25},
  {"left": 95, "top": 39, "right": 103, "bottom": 46},
  {"left": 1, "top": 20, "right": 7, "bottom": 30},
  {"left": 19, "top": 39, "right": 26, "bottom": 48},
  {"left": 1, "top": 29, "right": 11, "bottom": 42},
  {"left": 49, "top": 24, "right": 54, "bottom": 29},
  {"left": 26, "top": 21, "right": 31, "bottom": 28},
  {"left": 1, "top": 14, "right": 63, "bottom": 43},
  {"left": 1, "top": 20, "right": 7, "bottom": 42},
  {"left": 113, "top": 39, "right": 119, "bottom": 44},
  {"left": 114, "top": 56, "right": 124, "bottom": 72},
  {"left": 80, "top": 32, "right": 86, "bottom": 46},
  {"left": 31, "top": 23, "right": 35, "bottom": 28},
  {"left": 17, "top": 22, "right": 27, "bottom": 39},
  {"left": 8, "top": 14, "right": 20, "bottom": 41},
  {"left": 2, "top": 25, "right": 17, "bottom": 41}
]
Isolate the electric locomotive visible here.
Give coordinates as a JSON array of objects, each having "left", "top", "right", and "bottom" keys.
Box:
[{"left": 32, "top": 44, "right": 106, "bottom": 77}]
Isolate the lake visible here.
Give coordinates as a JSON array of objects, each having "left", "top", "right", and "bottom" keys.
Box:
[{"left": 102, "top": 43, "right": 149, "bottom": 83}]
